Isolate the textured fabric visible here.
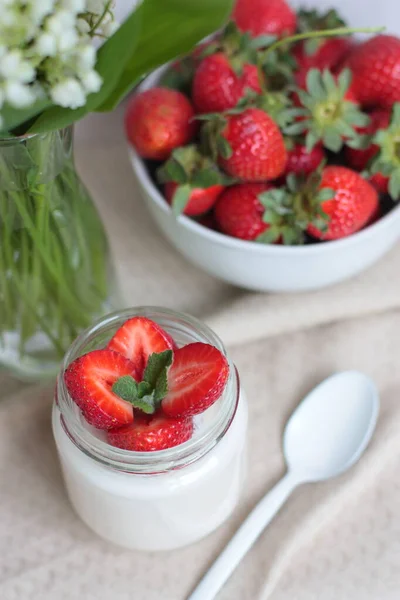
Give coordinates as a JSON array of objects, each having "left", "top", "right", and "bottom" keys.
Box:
[{"left": 1, "top": 110, "right": 400, "bottom": 600}]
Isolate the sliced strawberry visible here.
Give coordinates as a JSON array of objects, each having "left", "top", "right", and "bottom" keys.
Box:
[
  {"left": 107, "top": 413, "right": 194, "bottom": 451},
  {"left": 64, "top": 349, "right": 137, "bottom": 430},
  {"left": 162, "top": 343, "right": 229, "bottom": 418},
  {"left": 108, "top": 317, "right": 175, "bottom": 379}
]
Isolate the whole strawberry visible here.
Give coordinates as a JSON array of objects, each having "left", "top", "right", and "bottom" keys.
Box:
[
  {"left": 345, "top": 35, "right": 400, "bottom": 109},
  {"left": 307, "top": 166, "right": 379, "bottom": 241},
  {"left": 157, "top": 145, "right": 226, "bottom": 216},
  {"left": 232, "top": 0, "right": 296, "bottom": 38},
  {"left": 285, "top": 142, "right": 325, "bottom": 177},
  {"left": 125, "top": 88, "right": 196, "bottom": 160},
  {"left": 214, "top": 183, "right": 304, "bottom": 244},
  {"left": 214, "top": 183, "right": 272, "bottom": 240},
  {"left": 205, "top": 107, "right": 287, "bottom": 181},
  {"left": 192, "top": 23, "right": 262, "bottom": 114},
  {"left": 193, "top": 54, "right": 261, "bottom": 114}
]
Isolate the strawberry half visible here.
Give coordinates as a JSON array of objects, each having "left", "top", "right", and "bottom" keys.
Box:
[
  {"left": 107, "top": 414, "right": 194, "bottom": 452},
  {"left": 64, "top": 349, "right": 137, "bottom": 430},
  {"left": 108, "top": 317, "right": 175, "bottom": 379},
  {"left": 162, "top": 343, "right": 229, "bottom": 418}
]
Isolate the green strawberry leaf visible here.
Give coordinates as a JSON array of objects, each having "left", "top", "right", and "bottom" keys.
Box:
[
  {"left": 389, "top": 169, "right": 400, "bottom": 200},
  {"left": 217, "top": 136, "right": 233, "bottom": 159},
  {"left": 192, "top": 168, "right": 222, "bottom": 188},
  {"left": 171, "top": 184, "right": 192, "bottom": 216},
  {"left": 318, "top": 187, "right": 335, "bottom": 201},
  {"left": 157, "top": 157, "right": 188, "bottom": 185}
]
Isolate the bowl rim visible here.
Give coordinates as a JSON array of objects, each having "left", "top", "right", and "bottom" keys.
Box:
[
  {"left": 130, "top": 64, "right": 400, "bottom": 257},
  {"left": 130, "top": 146, "right": 400, "bottom": 256}
]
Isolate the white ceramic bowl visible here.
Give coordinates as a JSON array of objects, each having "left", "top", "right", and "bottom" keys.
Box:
[{"left": 129, "top": 67, "right": 400, "bottom": 293}]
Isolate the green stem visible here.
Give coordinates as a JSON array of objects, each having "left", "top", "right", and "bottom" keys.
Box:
[{"left": 261, "top": 26, "right": 385, "bottom": 60}]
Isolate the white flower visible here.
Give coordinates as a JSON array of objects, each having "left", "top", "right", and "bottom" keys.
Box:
[
  {"left": 29, "top": 0, "right": 56, "bottom": 24},
  {"left": 5, "top": 81, "right": 37, "bottom": 107},
  {"left": 51, "top": 77, "right": 86, "bottom": 108},
  {"left": 77, "top": 45, "right": 96, "bottom": 70},
  {"left": 57, "top": 29, "right": 79, "bottom": 52},
  {"left": 81, "top": 69, "right": 102, "bottom": 93},
  {"left": 61, "top": 0, "right": 86, "bottom": 13},
  {"left": 47, "top": 10, "right": 75, "bottom": 35},
  {"left": 36, "top": 32, "right": 57, "bottom": 57},
  {"left": 0, "top": 50, "right": 35, "bottom": 83}
]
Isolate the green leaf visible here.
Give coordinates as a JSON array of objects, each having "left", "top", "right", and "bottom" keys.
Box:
[
  {"left": 283, "top": 121, "right": 308, "bottom": 136},
  {"left": 98, "top": 0, "right": 234, "bottom": 112},
  {"left": 29, "top": 0, "right": 234, "bottom": 133},
  {"left": 306, "top": 69, "right": 325, "bottom": 101},
  {"left": 0, "top": 98, "right": 52, "bottom": 137},
  {"left": 389, "top": 169, "right": 400, "bottom": 200},
  {"left": 144, "top": 350, "right": 173, "bottom": 387},
  {"left": 143, "top": 349, "right": 173, "bottom": 403},
  {"left": 322, "top": 129, "right": 343, "bottom": 152},
  {"left": 171, "top": 184, "right": 192, "bottom": 216},
  {"left": 217, "top": 136, "right": 233, "bottom": 159},
  {"left": 250, "top": 34, "right": 277, "bottom": 49},
  {"left": 305, "top": 130, "right": 321, "bottom": 152},
  {"left": 112, "top": 376, "right": 156, "bottom": 414},
  {"left": 318, "top": 187, "right": 335, "bottom": 201},
  {"left": 337, "top": 68, "right": 352, "bottom": 98},
  {"left": 137, "top": 381, "right": 153, "bottom": 398},
  {"left": 192, "top": 168, "right": 221, "bottom": 188},
  {"left": 157, "top": 158, "right": 188, "bottom": 184},
  {"left": 112, "top": 375, "right": 139, "bottom": 401},
  {"left": 321, "top": 69, "right": 337, "bottom": 96}
]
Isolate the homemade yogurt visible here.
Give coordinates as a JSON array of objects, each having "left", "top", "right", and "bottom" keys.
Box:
[{"left": 53, "top": 307, "right": 248, "bottom": 551}]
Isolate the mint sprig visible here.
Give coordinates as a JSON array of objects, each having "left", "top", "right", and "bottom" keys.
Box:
[{"left": 112, "top": 349, "right": 173, "bottom": 414}]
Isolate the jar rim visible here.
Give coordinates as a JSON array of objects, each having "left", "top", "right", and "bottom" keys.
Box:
[{"left": 56, "top": 306, "right": 239, "bottom": 474}]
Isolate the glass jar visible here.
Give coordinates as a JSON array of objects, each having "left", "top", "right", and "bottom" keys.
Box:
[
  {"left": 0, "top": 128, "right": 114, "bottom": 381},
  {"left": 53, "top": 307, "right": 248, "bottom": 551}
]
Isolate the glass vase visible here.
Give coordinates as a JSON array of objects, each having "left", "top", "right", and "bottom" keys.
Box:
[{"left": 0, "top": 127, "right": 114, "bottom": 380}]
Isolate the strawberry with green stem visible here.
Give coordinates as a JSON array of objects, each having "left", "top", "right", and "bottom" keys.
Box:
[
  {"left": 305, "top": 166, "right": 379, "bottom": 240},
  {"left": 157, "top": 145, "right": 227, "bottom": 216},
  {"left": 201, "top": 106, "right": 288, "bottom": 182},
  {"left": 192, "top": 22, "right": 263, "bottom": 114},
  {"left": 294, "top": 8, "right": 354, "bottom": 81},
  {"left": 369, "top": 103, "right": 400, "bottom": 200},
  {"left": 286, "top": 69, "right": 370, "bottom": 153},
  {"left": 214, "top": 182, "right": 306, "bottom": 244}
]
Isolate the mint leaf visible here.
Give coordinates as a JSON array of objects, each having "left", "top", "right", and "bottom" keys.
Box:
[
  {"left": 137, "top": 381, "right": 153, "bottom": 398},
  {"left": 112, "top": 375, "right": 156, "bottom": 414},
  {"left": 112, "top": 375, "right": 139, "bottom": 401},
  {"left": 143, "top": 350, "right": 173, "bottom": 405},
  {"left": 144, "top": 350, "right": 173, "bottom": 388},
  {"left": 130, "top": 395, "right": 157, "bottom": 414}
]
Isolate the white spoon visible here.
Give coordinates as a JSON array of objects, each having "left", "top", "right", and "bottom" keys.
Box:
[{"left": 188, "top": 370, "right": 379, "bottom": 600}]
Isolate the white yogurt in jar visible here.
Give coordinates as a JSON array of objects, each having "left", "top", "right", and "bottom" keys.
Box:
[{"left": 52, "top": 307, "right": 248, "bottom": 551}]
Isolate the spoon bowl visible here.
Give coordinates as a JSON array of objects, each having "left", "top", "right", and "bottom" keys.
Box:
[{"left": 284, "top": 371, "right": 379, "bottom": 481}]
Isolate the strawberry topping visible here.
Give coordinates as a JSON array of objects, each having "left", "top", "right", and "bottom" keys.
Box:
[
  {"left": 64, "top": 349, "right": 137, "bottom": 430},
  {"left": 107, "top": 414, "right": 194, "bottom": 452},
  {"left": 108, "top": 317, "right": 175, "bottom": 379},
  {"left": 162, "top": 343, "right": 229, "bottom": 418}
]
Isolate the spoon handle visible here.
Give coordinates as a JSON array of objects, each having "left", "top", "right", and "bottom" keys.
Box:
[{"left": 187, "top": 471, "right": 299, "bottom": 600}]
